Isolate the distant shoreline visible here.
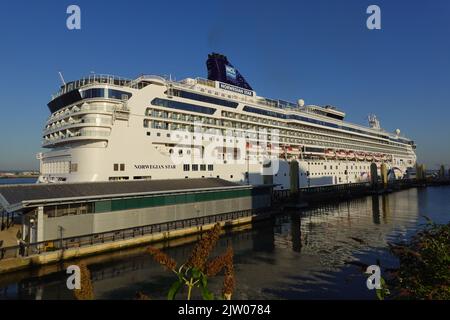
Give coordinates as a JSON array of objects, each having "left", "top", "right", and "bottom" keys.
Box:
[{"left": 0, "top": 175, "right": 39, "bottom": 179}]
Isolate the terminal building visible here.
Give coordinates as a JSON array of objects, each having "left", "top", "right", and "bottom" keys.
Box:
[{"left": 0, "top": 178, "right": 271, "bottom": 245}]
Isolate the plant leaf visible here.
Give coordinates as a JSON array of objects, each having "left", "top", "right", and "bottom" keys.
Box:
[
  {"left": 201, "top": 286, "right": 214, "bottom": 300},
  {"left": 192, "top": 267, "right": 201, "bottom": 279},
  {"left": 201, "top": 273, "right": 208, "bottom": 288},
  {"left": 167, "top": 279, "right": 182, "bottom": 300}
]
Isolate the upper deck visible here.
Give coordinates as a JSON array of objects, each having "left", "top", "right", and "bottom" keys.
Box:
[{"left": 48, "top": 73, "right": 415, "bottom": 147}]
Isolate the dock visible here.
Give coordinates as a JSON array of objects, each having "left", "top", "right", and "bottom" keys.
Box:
[
  {"left": 0, "top": 178, "right": 274, "bottom": 273},
  {"left": 1, "top": 174, "right": 449, "bottom": 275}
]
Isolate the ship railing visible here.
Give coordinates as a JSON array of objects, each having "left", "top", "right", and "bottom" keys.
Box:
[{"left": 52, "top": 74, "right": 133, "bottom": 100}]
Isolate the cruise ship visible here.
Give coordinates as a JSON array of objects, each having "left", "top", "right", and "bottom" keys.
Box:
[{"left": 38, "top": 53, "right": 417, "bottom": 190}]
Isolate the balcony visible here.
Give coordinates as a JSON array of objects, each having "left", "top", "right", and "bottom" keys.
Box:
[{"left": 42, "top": 127, "right": 111, "bottom": 147}]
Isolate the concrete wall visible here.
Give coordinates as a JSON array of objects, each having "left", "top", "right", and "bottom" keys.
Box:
[{"left": 42, "top": 194, "right": 270, "bottom": 241}]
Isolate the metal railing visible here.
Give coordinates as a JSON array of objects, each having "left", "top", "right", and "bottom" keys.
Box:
[
  {"left": 52, "top": 74, "right": 132, "bottom": 100},
  {"left": 0, "top": 209, "right": 256, "bottom": 260}
]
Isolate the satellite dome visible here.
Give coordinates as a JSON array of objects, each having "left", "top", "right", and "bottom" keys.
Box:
[
  {"left": 297, "top": 99, "right": 305, "bottom": 107},
  {"left": 395, "top": 129, "right": 401, "bottom": 135}
]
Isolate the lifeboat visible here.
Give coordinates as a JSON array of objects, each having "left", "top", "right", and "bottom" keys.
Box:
[
  {"left": 356, "top": 152, "right": 366, "bottom": 161},
  {"left": 336, "top": 150, "right": 347, "bottom": 159},
  {"left": 291, "top": 146, "right": 300, "bottom": 153},
  {"left": 325, "top": 149, "right": 336, "bottom": 158},
  {"left": 365, "top": 153, "right": 374, "bottom": 161},
  {"left": 347, "top": 151, "right": 356, "bottom": 160},
  {"left": 373, "top": 154, "right": 382, "bottom": 162},
  {"left": 381, "top": 154, "right": 387, "bottom": 161}
]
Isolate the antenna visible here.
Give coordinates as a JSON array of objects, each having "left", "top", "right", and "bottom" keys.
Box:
[
  {"left": 58, "top": 72, "right": 66, "bottom": 85},
  {"left": 368, "top": 114, "right": 381, "bottom": 130}
]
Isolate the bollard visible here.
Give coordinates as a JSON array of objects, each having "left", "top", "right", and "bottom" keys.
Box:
[
  {"left": 421, "top": 164, "right": 426, "bottom": 183},
  {"left": 380, "top": 163, "right": 388, "bottom": 190},
  {"left": 416, "top": 163, "right": 426, "bottom": 183}
]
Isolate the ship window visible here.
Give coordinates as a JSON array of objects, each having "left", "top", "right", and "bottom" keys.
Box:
[
  {"left": 70, "top": 163, "right": 78, "bottom": 173},
  {"left": 113, "top": 164, "right": 119, "bottom": 171},
  {"left": 192, "top": 164, "right": 199, "bottom": 171},
  {"left": 208, "top": 164, "right": 213, "bottom": 171},
  {"left": 120, "top": 164, "right": 125, "bottom": 171},
  {"left": 151, "top": 98, "right": 216, "bottom": 115},
  {"left": 134, "top": 176, "right": 151, "bottom": 180},
  {"left": 146, "top": 132, "right": 150, "bottom": 136},
  {"left": 170, "top": 89, "right": 238, "bottom": 108},
  {"left": 108, "top": 89, "right": 132, "bottom": 100},
  {"left": 183, "top": 164, "right": 190, "bottom": 171},
  {"left": 47, "top": 89, "right": 83, "bottom": 113},
  {"left": 109, "top": 176, "right": 129, "bottom": 181},
  {"left": 81, "top": 88, "right": 105, "bottom": 99},
  {"left": 200, "top": 164, "right": 206, "bottom": 171}
]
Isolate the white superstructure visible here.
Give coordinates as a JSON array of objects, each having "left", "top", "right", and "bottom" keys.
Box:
[{"left": 38, "top": 56, "right": 417, "bottom": 189}]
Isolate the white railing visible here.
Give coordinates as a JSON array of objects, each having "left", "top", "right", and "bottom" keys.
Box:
[{"left": 52, "top": 74, "right": 132, "bottom": 99}]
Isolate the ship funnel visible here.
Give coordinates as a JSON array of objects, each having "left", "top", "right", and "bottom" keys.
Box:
[{"left": 206, "top": 53, "right": 253, "bottom": 90}]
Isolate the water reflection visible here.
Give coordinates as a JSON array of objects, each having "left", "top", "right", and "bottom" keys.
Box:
[
  {"left": 1, "top": 186, "right": 449, "bottom": 300},
  {"left": 372, "top": 195, "right": 380, "bottom": 225}
]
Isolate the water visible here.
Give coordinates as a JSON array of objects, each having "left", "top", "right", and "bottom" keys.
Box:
[
  {"left": 0, "top": 186, "right": 449, "bottom": 300},
  {"left": 0, "top": 178, "right": 37, "bottom": 185}
]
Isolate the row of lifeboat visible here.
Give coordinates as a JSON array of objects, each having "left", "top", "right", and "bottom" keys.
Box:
[
  {"left": 325, "top": 149, "right": 391, "bottom": 162},
  {"left": 244, "top": 143, "right": 392, "bottom": 163}
]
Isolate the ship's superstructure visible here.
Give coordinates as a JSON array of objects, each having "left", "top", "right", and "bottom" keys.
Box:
[{"left": 38, "top": 53, "right": 417, "bottom": 189}]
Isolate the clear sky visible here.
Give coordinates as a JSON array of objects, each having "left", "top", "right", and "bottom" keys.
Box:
[{"left": 0, "top": 0, "right": 449, "bottom": 170}]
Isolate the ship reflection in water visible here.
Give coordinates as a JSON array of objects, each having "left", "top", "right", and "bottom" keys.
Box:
[{"left": 1, "top": 186, "right": 450, "bottom": 300}]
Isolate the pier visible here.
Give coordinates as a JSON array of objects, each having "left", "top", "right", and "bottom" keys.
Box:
[
  {"left": 0, "top": 178, "right": 273, "bottom": 273},
  {"left": 1, "top": 174, "right": 449, "bottom": 275}
]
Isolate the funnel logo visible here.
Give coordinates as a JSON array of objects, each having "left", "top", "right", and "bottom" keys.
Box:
[{"left": 225, "top": 65, "right": 236, "bottom": 80}]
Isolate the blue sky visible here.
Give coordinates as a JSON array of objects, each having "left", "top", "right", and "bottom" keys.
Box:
[{"left": 0, "top": 0, "right": 449, "bottom": 170}]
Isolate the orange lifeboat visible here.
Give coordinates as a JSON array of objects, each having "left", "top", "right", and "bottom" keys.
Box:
[
  {"left": 356, "top": 152, "right": 366, "bottom": 161},
  {"left": 347, "top": 151, "right": 356, "bottom": 160},
  {"left": 336, "top": 150, "right": 347, "bottom": 159},
  {"left": 325, "top": 149, "right": 336, "bottom": 158}
]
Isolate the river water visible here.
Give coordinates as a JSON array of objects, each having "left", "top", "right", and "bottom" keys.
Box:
[
  {"left": 0, "top": 186, "right": 449, "bottom": 300},
  {"left": 0, "top": 178, "right": 37, "bottom": 185}
]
